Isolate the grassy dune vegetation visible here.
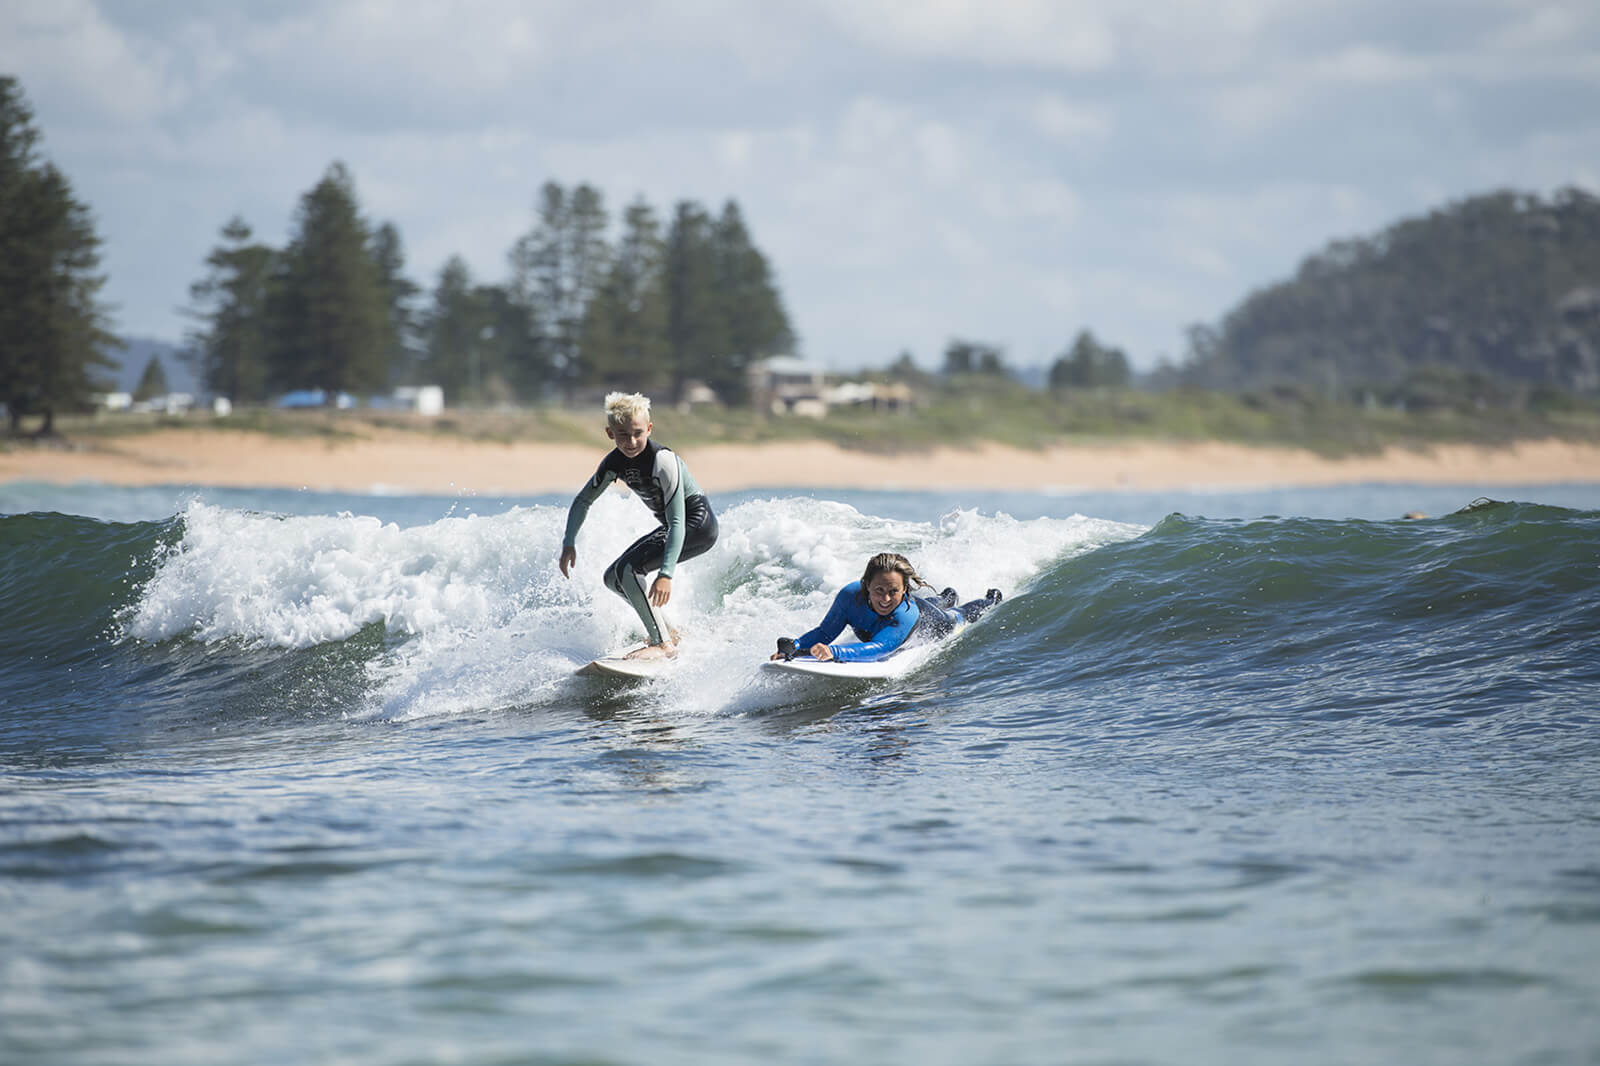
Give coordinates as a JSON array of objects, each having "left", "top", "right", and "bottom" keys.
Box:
[{"left": 27, "top": 373, "right": 1600, "bottom": 459}]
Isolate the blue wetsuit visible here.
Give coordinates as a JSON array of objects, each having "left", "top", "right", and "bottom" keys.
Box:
[
  {"left": 789, "top": 582, "right": 925, "bottom": 663},
  {"left": 787, "top": 582, "right": 996, "bottom": 662}
]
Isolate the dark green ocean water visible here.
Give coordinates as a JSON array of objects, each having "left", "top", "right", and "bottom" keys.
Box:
[{"left": 3, "top": 482, "right": 1598, "bottom": 1065}]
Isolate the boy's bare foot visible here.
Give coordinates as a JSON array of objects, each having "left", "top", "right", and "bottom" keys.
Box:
[{"left": 624, "top": 642, "right": 677, "bottom": 661}]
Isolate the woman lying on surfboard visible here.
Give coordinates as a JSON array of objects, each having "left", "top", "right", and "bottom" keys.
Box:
[{"left": 771, "top": 551, "right": 1001, "bottom": 663}]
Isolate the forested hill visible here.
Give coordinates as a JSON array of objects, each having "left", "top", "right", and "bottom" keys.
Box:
[{"left": 1184, "top": 188, "right": 1600, "bottom": 395}]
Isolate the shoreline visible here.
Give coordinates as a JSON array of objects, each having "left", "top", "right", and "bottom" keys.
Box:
[{"left": 3, "top": 428, "right": 1599, "bottom": 495}]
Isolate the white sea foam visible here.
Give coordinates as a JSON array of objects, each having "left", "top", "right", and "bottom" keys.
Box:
[{"left": 124, "top": 495, "right": 1141, "bottom": 720}]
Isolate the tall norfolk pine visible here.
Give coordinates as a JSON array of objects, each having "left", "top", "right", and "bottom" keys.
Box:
[
  {"left": 580, "top": 198, "right": 670, "bottom": 393},
  {"left": 187, "top": 170, "right": 414, "bottom": 405},
  {"left": 506, "top": 184, "right": 794, "bottom": 402},
  {"left": 0, "top": 76, "right": 116, "bottom": 434},
  {"left": 371, "top": 221, "right": 421, "bottom": 388},
  {"left": 184, "top": 217, "right": 276, "bottom": 405},
  {"left": 508, "top": 182, "right": 611, "bottom": 398},
  {"left": 269, "top": 162, "right": 390, "bottom": 400},
  {"left": 711, "top": 200, "right": 794, "bottom": 403}
]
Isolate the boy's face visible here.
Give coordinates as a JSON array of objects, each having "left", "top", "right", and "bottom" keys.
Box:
[{"left": 606, "top": 414, "right": 652, "bottom": 458}]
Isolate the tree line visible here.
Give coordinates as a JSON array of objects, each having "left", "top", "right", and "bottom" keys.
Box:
[
  {"left": 7, "top": 68, "right": 1597, "bottom": 437},
  {"left": 186, "top": 167, "right": 797, "bottom": 408},
  {"left": 0, "top": 76, "right": 1141, "bottom": 430}
]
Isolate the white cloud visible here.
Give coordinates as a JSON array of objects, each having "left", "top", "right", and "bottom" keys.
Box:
[
  {"left": 0, "top": 0, "right": 174, "bottom": 123},
  {"left": 242, "top": 0, "right": 548, "bottom": 102},
  {"left": 1030, "top": 96, "right": 1111, "bottom": 143},
  {"left": 1306, "top": 44, "right": 1431, "bottom": 85},
  {"left": 1494, "top": 3, "right": 1596, "bottom": 51},
  {"left": 815, "top": 0, "right": 1116, "bottom": 70}
]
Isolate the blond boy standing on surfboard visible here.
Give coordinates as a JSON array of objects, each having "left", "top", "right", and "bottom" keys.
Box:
[{"left": 559, "top": 392, "right": 719, "bottom": 661}]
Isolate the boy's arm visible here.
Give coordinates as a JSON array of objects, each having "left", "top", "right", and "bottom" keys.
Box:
[{"left": 562, "top": 460, "right": 616, "bottom": 550}]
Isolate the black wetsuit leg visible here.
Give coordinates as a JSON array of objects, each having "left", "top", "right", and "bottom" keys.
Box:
[
  {"left": 956, "top": 593, "right": 999, "bottom": 623},
  {"left": 906, "top": 590, "right": 1003, "bottom": 646},
  {"left": 602, "top": 495, "right": 719, "bottom": 644},
  {"left": 907, "top": 596, "right": 961, "bottom": 643}
]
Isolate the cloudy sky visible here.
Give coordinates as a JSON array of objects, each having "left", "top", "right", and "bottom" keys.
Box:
[{"left": 4, "top": 0, "right": 1598, "bottom": 372}]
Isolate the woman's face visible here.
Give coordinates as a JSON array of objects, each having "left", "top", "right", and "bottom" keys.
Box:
[{"left": 866, "top": 570, "right": 907, "bottom": 617}]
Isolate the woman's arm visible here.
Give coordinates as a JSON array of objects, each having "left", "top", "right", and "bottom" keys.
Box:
[
  {"left": 793, "top": 585, "right": 854, "bottom": 652},
  {"left": 827, "top": 602, "right": 919, "bottom": 662}
]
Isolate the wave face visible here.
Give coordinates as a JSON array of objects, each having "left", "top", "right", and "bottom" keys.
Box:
[
  {"left": 3, "top": 496, "right": 1597, "bottom": 744},
  {"left": 935, "top": 500, "right": 1600, "bottom": 757}
]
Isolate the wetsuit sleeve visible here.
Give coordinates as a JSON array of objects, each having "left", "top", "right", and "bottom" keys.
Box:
[
  {"left": 654, "top": 449, "right": 688, "bottom": 578},
  {"left": 563, "top": 457, "right": 617, "bottom": 549},
  {"left": 794, "top": 585, "right": 854, "bottom": 650},
  {"left": 829, "top": 600, "right": 919, "bottom": 663}
]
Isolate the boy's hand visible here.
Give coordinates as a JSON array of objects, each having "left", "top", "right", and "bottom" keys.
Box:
[
  {"left": 559, "top": 546, "right": 576, "bottom": 577},
  {"left": 649, "top": 575, "right": 672, "bottom": 606}
]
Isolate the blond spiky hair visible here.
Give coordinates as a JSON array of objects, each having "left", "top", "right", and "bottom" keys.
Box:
[{"left": 604, "top": 391, "right": 651, "bottom": 426}]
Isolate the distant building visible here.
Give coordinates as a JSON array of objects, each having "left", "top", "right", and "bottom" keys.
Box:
[
  {"left": 678, "top": 380, "right": 719, "bottom": 410},
  {"left": 824, "top": 380, "right": 913, "bottom": 411},
  {"left": 391, "top": 386, "right": 445, "bottom": 416},
  {"left": 747, "top": 357, "right": 915, "bottom": 417},
  {"left": 126, "top": 393, "right": 194, "bottom": 415},
  {"left": 748, "top": 356, "right": 827, "bottom": 415}
]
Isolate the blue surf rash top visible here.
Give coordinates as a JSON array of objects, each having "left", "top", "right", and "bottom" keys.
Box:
[
  {"left": 792, "top": 581, "right": 921, "bottom": 663},
  {"left": 562, "top": 439, "right": 704, "bottom": 578}
]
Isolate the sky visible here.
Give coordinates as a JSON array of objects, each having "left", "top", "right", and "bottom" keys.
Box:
[{"left": 3, "top": 0, "right": 1598, "bottom": 374}]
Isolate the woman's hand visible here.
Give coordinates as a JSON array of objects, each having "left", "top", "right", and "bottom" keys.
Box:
[{"left": 769, "top": 644, "right": 833, "bottom": 661}]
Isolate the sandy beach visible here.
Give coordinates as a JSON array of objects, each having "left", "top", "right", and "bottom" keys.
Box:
[{"left": 3, "top": 427, "right": 1598, "bottom": 495}]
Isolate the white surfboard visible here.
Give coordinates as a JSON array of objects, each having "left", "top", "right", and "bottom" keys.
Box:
[
  {"left": 761, "top": 656, "right": 898, "bottom": 681},
  {"left": 760, "top": 632, "right": 957, "bottom": 682},
  {"left": 576, "top": 645, "right": 677, "bottom": 679}
]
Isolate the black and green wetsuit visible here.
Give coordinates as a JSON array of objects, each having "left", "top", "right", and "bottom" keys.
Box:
[{"left": 563, "top": 438, "right": 718, "bottom": 645}]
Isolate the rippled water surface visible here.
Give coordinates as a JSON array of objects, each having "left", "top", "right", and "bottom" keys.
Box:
[{"left": 3, "top": 481, "right": 1598, "bottom": 1065}]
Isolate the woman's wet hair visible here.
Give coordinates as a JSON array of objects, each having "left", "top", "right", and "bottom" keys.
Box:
[{"left": 858, "top": 552, "right": 929, "bottom": 595}]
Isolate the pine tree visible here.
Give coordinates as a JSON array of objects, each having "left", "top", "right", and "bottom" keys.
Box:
[
  {"left": 1050, "top": 330, "right": 1131, "bottom": 388},
  {"left": 0, "top": 77, "right": 116, "bottom": 435},
  {"left": 711, "top": 200, "right": 795, "bottom": 402},
  {"left": 663, "top": 201, "right": 728, "bottom": 401},
  {"left": 370, "top": 221, "right": 420, "bottom": 386},
  {"left": 420, "top": 256, "right": 486, "bottom": 405},
  {"left": 184, "top": 216, "right": 276, "bottom": 404},
  {"left": 508, "top": 181, "right": 610, "bottom": 396},
  {"left": 132, "top": 355, "right": 169, "bottom": 403},
  {"left": 580, "top": 198, "right": 669, "bottom": 391},
  {"left": 942, "top": 339, "right": 1006, "bottom": 377},
  {"left": 270, "top": 162, "right": 389, "bottom": 401}
]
